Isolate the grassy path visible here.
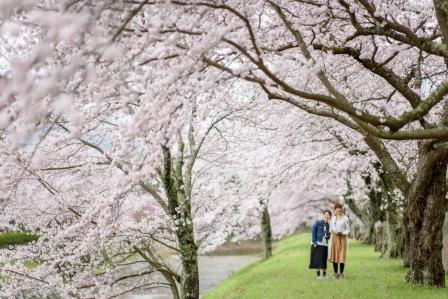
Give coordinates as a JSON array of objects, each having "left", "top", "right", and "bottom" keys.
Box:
[{"left": 205, "top": 234, "right": 447, "bottom": 299}]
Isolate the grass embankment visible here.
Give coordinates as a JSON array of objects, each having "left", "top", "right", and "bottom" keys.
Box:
[
  {"left": 205, "top": 234, "right": 447, "bottom": 299},
  {"left": 0, "top": 231, "right": 38, "bottom": 248},
  {"left": 0, "top": 231, "right": 40, "bottom": 278}
]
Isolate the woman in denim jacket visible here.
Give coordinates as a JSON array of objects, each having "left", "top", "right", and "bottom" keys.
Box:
[{"left": 309, "top": 210, "right": 332, "bottom": 279}]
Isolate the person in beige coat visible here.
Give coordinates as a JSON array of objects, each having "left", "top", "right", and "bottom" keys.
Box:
[{"left": 328, "top": 203, "right": 350, "bottom": 279}]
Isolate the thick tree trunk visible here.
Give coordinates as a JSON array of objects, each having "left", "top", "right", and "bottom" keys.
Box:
[
  {"left": 406, "top": 145, "right": 447, "bottom": 287},
  {"left": 261, "top": 206, "right": 273, "bottom": 259},
  {"left": 177, "top": 223, "right": 200, "bottom": 299}
]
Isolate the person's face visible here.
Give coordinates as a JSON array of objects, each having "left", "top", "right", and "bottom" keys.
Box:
[
  {"left": 335, "top": 207, "right": 341, "bottom": 214},
  {"left": 323, "top": 212, "right": 331, "bottom": 222}
]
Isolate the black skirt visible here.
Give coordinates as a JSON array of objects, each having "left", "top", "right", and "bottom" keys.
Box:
[{"left": 309, "top": 245, "right": 328, "bottom": 269}]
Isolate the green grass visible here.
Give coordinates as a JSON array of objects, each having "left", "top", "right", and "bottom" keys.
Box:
[
  {"left": 205, "top": 234, "right": 448, "bottom": 299},
  {"left": 0, "top": 231, "right": 38, "bottom": 248}
]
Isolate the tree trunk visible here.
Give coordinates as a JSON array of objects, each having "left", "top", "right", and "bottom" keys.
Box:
[
  {"left": 160, "top": 145, "right": 200, "bottom": 299},
  {"left": 344, "top": 170, "right": 387, "bottom": 248},
  {"left": 164, "top": 273, "right": 181, "bottom": 299},
  {"left": 373, "top": 162, "right": 405, "bottom": 258},
  {"left": 402, "top": 209, "right": 411, "bottom": 267},
  {"left": 406, "top": 145, "right": 447, "bottom": 287},
  {"left": 344, "top": 174, "right": 372, "bottom": 243},
  {"left": 384, "top": 207, "right": 404, "bottom": 258},
  {"left": 177, "top": 223, "right": 200, "bottom": 299},
  {"left": 373, "top": 221, "right": 386, "bottom": 253},
  {"left": 261, "top": 205, "right": 273, "bottom": 259},
  {"left": 362, "top": 135, "right": 411, "bottom": 259},
  {"left": 363, "top": 218, "right": 374, "bottom": 245},
  {"left": 370, "top": 190, "right": 387, "bottom": 254}
]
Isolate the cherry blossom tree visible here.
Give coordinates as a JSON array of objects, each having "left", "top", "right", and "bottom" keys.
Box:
[
  {"left": 193, "top": 96, "right": 370, "bottom": 258},
  {"left": 0, "top": 2, "right": 231, "bottom": 296},
  {"left": 1, "top": 81, "right": 249, "bottom": 299},
  {"left": 1, "top": 138, "right": 184, "bottom": 298},
  {"left": 121, "top": 0, "right": 448, "bottom": 287},
  {"left": 2, "top": 0, "right": 448, "bottom": 290}
]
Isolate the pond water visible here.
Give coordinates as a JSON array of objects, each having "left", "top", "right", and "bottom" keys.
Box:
[{"left": 120, "top": 255, "right": 259, "bottom": 299}]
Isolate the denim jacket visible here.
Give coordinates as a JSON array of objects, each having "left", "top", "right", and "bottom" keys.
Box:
[{"left": 311, "top": 219, "right": 330, "bottom": 246}]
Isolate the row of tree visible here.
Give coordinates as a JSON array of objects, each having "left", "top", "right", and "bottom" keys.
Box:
[{"left": 1, "top": 0, "right": 448, "bottom": 298}]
